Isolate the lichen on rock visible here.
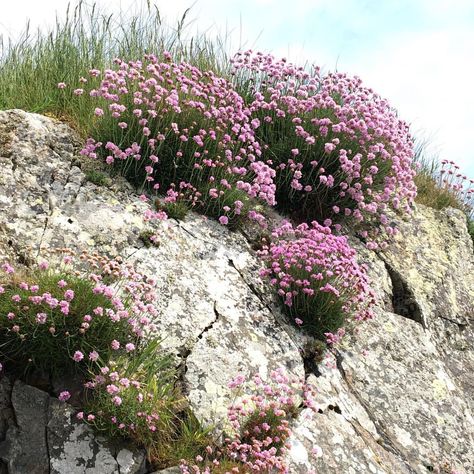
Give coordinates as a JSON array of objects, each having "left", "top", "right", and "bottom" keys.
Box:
[{"left": 0, "top": 110, "right": 473, "bottom": 473}]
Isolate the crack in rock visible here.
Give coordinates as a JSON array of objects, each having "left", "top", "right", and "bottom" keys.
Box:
[
  {"left": 334, "top": 351, "right": 418, "bottom": 473},
  {"left": 176, "top": 301, "right": 221, "bottom": 394},
  {"left": 381, "top": 260, "right": 425, "bottom": 328},
  {"left": 227, "top": 258, "right": 270, "bottom": 312}
]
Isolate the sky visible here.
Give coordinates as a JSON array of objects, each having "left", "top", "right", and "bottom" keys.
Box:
[{"left": 1, "top": 0, "right": 473, "bottom": 177}]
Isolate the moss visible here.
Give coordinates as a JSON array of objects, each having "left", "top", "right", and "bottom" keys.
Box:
[
  {"left": 85, "top": 169, "right": 111, "bottom": 187},
  {"left": 138, "top": 230, "right": 160, "bottom": 248},
  {"left": 155, "top": 200, "right": 189, "bottom": 221}
]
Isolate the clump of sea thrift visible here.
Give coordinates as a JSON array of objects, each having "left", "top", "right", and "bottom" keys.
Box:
[
  {"left": 259, "top": 221, "right": 376, "bottom": 341},
  {"left": 231, "top": 50, "right": 417, "bottom": 244},
  {"left": 72, "top": 54, "right": 276, "bottom": 227},
  {"left": 81, "top": 339, "right": 184, "bottom": 463},
  {"left": 0, "top": 250, "right": 157, "bottom": 377},
  {"left": 439, "top": 160, "right": 474, "bottom": 219},
  {"left": 180, "top": 368, "right": 318, "bottom": 473}
]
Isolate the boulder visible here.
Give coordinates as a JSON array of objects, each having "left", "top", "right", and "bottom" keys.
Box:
[{"left": 0, "top": 110, "right": 473, "bottom": 473}]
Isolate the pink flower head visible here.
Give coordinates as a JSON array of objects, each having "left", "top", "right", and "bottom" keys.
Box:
[
  {"left": 64, "top": 289, "right": 75, "bottom": 301},
  {"left": 89, "top": 351, "right": 99, "bottom": 362},
  {"left": 219, "top": 216, "right": 229, "bottom": 225},
  {"left": 111, "top": 340, "right": 120, "bottom": 350},
  {"left": 36, "top": 313, "right": 47, "bottom": 324},
  {"left": 73, "top": 351, "right": 84, "bottom": 362},
  {"left": 1, "top": 263, "right": 14, "bottom": 274},
  {"left": 125, "top": 343, "right": 135, "bottom": 353},
  {"left": 58, "top": 391, "right": 71, "bottom": 402},
  {"left": 112, "top": 396, "right": 122, "bottom": 406}
]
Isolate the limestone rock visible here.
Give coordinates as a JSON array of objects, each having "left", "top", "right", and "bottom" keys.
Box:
[
  {"left": 1, "top": 110, "right": 473, "bottom": 473},
  {"left": 0, "top": 109, "right": 305, "bottom": 429},
  {"left": 0, "top": 381, "right": 50, "bottom": 473},
  {"left": 48, "top": 399, "right": 146, "bottom": 474},
  {"left": 288, "top": 206, "right": 474, "bottom": 473},
  {"left": 0, "top": 377, "right": 146, "bottom": 474}
]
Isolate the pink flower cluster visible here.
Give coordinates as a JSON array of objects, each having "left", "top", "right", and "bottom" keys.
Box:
[
  {"left": 180, "top": 369, "right": 318, "bottom": 473},
  {"left": 0, "top": 251, "right": 158, "bottom": 374},
  {"left": 259, "top": 220, "right": 376, "bottom": 341},
  {"left": 439, "top": 160, "right": 474, "bottom": 219},
  {"left": 231, "top": 50, "right": 417, "bottom": 242},
  {"left": 83, "top": 253, "right": 159, "bottom": 338},
  {"left": 76, "top": 54, "right": 276, "bottom": 224},
  {"left": 79, "top": 363, "right": 162, "bottom": 433}
]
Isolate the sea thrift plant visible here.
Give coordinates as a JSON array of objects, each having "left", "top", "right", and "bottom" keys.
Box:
[
  {"left": 259, "top": 221, "right": 376, "bottom": 340},
  {"left": 231, "top": 51, "right": 417, "bottom": 242},
  {"left": 81, "top": 339, "right": 188, "bottom": 463},
  {"left": 71, "top": 54, "right": 276, "bottom": 227},
  {"left": 180, "top": 368, "right": 318, "bottom": 473},
  {"left": 439, "top": 160, "right": 474, "bottom": 219},
  {"left": 0, "top": 250, "right": 157, "bottom": 376}
]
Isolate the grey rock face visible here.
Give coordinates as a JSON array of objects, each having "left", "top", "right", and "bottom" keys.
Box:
[
  {"left": 0, "top": 110, "right": 473, "bottom": 473},
  {"left": 0, "top": 381, "right": 49, "bottom": 474},
  {"left": 0, "top": 109, "right": 305, "bottom": 430},
  {"left": 48, "top": 399, "right": 146, "bottom": 474},
  {"left": 0, "top": 379, "right": 146, "bottom": 474},
  {"left": 288, "top": 206, "right": 474, "bottom": 473}
]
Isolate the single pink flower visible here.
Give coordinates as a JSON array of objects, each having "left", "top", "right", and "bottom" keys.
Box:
[
  {"left": 73, "top": 351, "right": 84, "bottom": 362},
  {"left": 58, "top": 391, "right": 71, "bottom": 402}
]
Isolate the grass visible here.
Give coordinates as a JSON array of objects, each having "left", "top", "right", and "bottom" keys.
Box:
[
  {"left": 412, "top": 142, "right": 465, "bottom": 211},
  {"left": 138, "top": 229, "right": 160, "bottom": 247},
  {"left": 0, "top": 0, "right": 230, "bottom": 138},
  {"left": 85, "top": 169, "right": 111, "bottom": 187},
  {"left": 84, "top": 338, "right": 215, "bottom": 468},
  {"left": 155, "top": 200, "right": 190, "bottom": 221},
  {"left": 412, "top": 140, "right": 474, "bottom": 241}
]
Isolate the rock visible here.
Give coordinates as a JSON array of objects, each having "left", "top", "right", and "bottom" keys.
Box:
[
  {"left": 1, "top": 110, "right": 474, "bottom": 473},
  {"left": 0, "top": 381, "right": 50, "bottom": 473},
  {"left": 287, "top": 206, "right": 474, "bottom": 473},
  {"left": 381, "top": 205, "right": 474, "bottom": 410},
  {"left": 151, "top": 468, "right": 182, "bottom": 474},
  {"left": 0, "top": 109, "right": 305, "bottom": 429},
  {"left": 48, "top": 399, "right": 146, "bottom": 474},
  {"left": 0, "top": 376, "right": 145, "bottom": 474}
]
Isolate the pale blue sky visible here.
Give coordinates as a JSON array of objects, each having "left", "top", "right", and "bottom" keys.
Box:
[{"left": 1, "top": 0, "right": 473, "bottom": 177}]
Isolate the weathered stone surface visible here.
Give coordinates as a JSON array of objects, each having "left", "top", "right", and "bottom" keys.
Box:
[
  {"left": 0, "top": 109, "right": 305, "bottom": 429},
  {"left": 381, "top": 206, "right": 474, "bottom": 411},
  {"left": 0, "top": 376, "right": 146, "bottom": 474},
  {"left": 0, "top": 381, "right": 50, "bottom": 473},
  {"left": 288, "top": 206, "right": 474, "bottom": 473},
  {"left": 48, "top": 399, "right": 146, "bottom": 474},
  {"left": 1, "top": 110, "right": 474, "bottom": 473},
  {"left": 133, "top": 217, "right": 304, "bottom": 425},
  {"left": 152, "top": 468, "right": 182, "bottom": 474}
]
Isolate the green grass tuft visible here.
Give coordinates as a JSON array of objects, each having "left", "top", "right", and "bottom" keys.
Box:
[{"left": 0, "top": 1, "right": 230, "bottom": 138}]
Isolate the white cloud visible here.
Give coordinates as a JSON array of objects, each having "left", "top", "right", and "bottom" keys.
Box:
[{"left": 341, "top": 28, "right": 474, "bottom": 175}]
